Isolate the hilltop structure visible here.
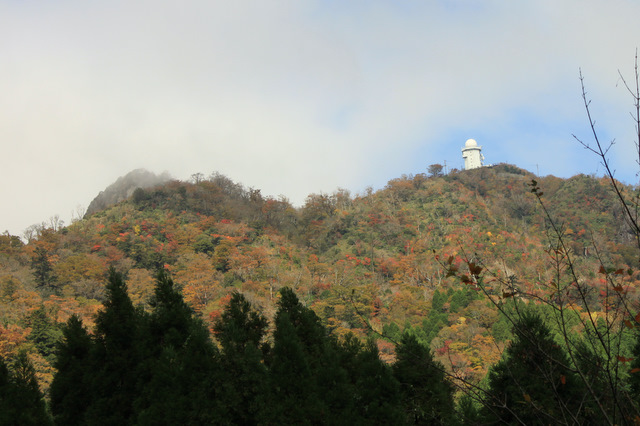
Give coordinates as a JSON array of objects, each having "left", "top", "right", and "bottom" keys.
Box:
[{"left": 461, "top": 139, "right": 484, "bottom": 170}]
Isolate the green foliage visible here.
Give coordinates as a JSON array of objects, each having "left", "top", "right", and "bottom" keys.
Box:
[
  {"left": 134, "top": 270, "right": 222, "bottom": 425},
  {"left": 50, "top": 315, "right": 93, "bottom": 425},
  {"left": 448, "top": 286, "right": 481, "bottom": 313},
  {"left": 52, "top": 269, "right": 227, "bottom": 425},
  {"left": 0, "top": 352, "right": 52, "bottom": 425},
  {"left": 382, "top": 321, "right": 402, "bottom": 341},
  {"left": 352, "top": 339, "right": 404, "bottom": 424},
  {"left": 22, "top": 305, "right": 63, "bottom": 363},
  {"left": 394, "top": 333, "right": 455, "bottom": 425},
  {"left": 31, "top": 246, "right": 57, "bottom": 291},
  {"left": 213, "top": 292, "right": 269, "bottom": 424},
  {"left": 630, "top": 331, "right": 640, "bottom": 404},
  {"left": 84, "top": 268, "right": 145, "bottom": 425},
  {"left": 193, "top": 233, "right": 218, "bottom": 254},
  {"left": 264, "top": 288, "right": 404, "bottom": 424},
  {"left": 8, "top": 164, "right": 640, "bottom": 422},
  {"left": 490, "top": 310, "right": 512, "bottom": 342},
  {"left": 263, "top": 287, "right": 331, "bottom": 423},
  {"left": 481, "top": 311, "right": 584, "bottom": 424}
]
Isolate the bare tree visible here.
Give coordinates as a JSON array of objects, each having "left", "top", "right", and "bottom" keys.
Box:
[
  {"left": 70, "top": 205, "right": 86, "bottom": 224},
  {"left": 48, "top": 215, "right": 64, "bottom": 232},
  {"left": 190, "top": 172, "right": 205, "bottom": 184}
]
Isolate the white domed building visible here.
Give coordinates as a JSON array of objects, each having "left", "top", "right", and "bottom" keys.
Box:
[{"left": 461, "top": 139, "right": 484, "bottom": 170}]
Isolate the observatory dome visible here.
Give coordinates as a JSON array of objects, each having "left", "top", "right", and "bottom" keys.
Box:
[{"left": 465, "top": 139, "right": 478, "bottom": 148}]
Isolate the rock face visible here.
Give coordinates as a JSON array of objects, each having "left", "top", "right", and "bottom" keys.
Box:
[{"left": 85, "top": 169, "right": 172, "bottom": 216}]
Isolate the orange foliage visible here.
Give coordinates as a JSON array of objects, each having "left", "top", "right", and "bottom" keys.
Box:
[{"left": 0, "top": 323, "right": 29, "bottom": 359}]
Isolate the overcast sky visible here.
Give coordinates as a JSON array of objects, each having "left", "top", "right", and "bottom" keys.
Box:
[{"left": 2, "top": 1, "right": 640, "bottom": 236}]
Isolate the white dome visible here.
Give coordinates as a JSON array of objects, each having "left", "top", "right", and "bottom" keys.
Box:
[{"left": 465, "top": 139, "right": 478, "bottom": 147}]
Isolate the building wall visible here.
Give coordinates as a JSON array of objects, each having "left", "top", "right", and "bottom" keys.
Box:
[{"left": 462, "top": 148, "right": 483, "bottom": 169}]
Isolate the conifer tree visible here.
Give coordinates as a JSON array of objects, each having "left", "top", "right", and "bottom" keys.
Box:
[
  {"left": 263, "top": 287, "right": 405, "bottom": 424},
  {"left": 393, "top": 332, "right": 455, "bottom": 425},
  {"left": 31, "top": 246, "right": 57, "bottom": 291},
  {"left": 480, "top": 311, "right": 583, "bottom": 424},
  {"left": 134, "top": 270, "right": 223, "bottom": 425},
  {"left": 84, "top": 268, "right": 145, "bottom": 425},
  {"left": 0, "top": 357, "right": 10, "bottom": 424},
  {"left": 0, "top": 352, "right": 52, "bottom": 425},
  {"left": 50, "top": 315, "right": 93, "bottom": 425},
  {"left": 351, "top": 338, "right": 404, "bottom": 425},
  {"left": 264, "top": 291, "right": 325, "bottom": 423},
  {"left": 213, "top": 292, "right": 268, "bottom": 424},
  {"left": 23, "top": 305, "right": 62, "bottom": 363}
]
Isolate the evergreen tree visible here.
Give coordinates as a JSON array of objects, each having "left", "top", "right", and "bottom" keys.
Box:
[
  {"left": 393, "top": 332, "right": 455, "bottom": 425},
  {"left": 480, "top": 311, "right": 584, "bottom": 424},
  {"left": 84, "top": 268, "right": 145, "bottom": 425},
  {"left": 263, "top": 287, "right": 404, "bottom": 424},
  {"left": 262, "top": 287, "right": 346, "bottom": 423},
  {"left": 0, "top": 357, "right": 10, "bottom": 425},
  {"left": 31, "top": 246, "right": 57, "bottom": 291},
  {"left": 421, "top": 290, "right": 448, "bottom": 344},
  {"left": 351, "top": 338, "right": 404, "bottom": 425},
  {"left": 455, "top": 395, "right": 481, "bottom": 426},
  {"left": 213, "top": 292, "right": 268, "bottom": 424},
  {"left": 23, "top": 305, "right": 63, "bottom": 363},
  {"left": 264, "top": 296, "right": 325, "bottom": 423},
  {"left": 134, "top": 270, "right": 223, "bottom": 425},
  {"left": 50, "top": 315, "right": 93, "bottom": 425},
  {"left": 0, "top": 352, "right": 52, "bottom": 425}
]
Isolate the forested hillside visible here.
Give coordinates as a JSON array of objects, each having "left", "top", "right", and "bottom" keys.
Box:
[{"left": 2, "top": 164, "right": 640, "bottom": 423}]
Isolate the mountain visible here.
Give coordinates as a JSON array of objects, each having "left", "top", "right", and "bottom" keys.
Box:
[
  {"left": 1, "top": 163, "right": 637, "bottom": 395},
  {"left": 85, "top": 169, "right": 172, "bottom": 216}
]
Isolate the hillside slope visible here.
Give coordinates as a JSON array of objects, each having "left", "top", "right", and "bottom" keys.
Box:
[{"left": 1, "top": 163, "right": 638, "bottom": 389}]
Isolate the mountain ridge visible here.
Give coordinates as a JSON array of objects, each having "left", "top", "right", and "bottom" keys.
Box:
[
  {"left": 1, "top": 162, "right": 637, "bottom": 396},
  {"left": 85, "top": 168, "right": 172, "bottom": 217}
]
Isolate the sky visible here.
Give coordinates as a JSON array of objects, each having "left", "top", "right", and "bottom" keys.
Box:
[{"left": 2, "top": 0, "right": 640, "bottom": 236}]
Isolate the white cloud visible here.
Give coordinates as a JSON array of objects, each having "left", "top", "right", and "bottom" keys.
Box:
[{"left": 2, "top": 0, "right": 640, "bottom": 235}]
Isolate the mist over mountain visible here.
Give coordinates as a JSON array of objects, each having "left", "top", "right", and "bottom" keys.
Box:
[{"left": 85, "top": 169, "right": 172, "bottom": 217}]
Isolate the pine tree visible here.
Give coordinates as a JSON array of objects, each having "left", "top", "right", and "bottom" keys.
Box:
[{"left": 393, "top": 332, "right": 455, "bottom": 425}]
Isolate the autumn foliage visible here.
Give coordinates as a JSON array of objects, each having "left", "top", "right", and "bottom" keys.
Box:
[{"left": 1, "top": 165, "right": 640, "bottom": 423}]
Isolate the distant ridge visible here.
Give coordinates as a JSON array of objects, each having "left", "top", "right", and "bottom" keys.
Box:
[{"left": 85, "top": 169, "right": 172, "bottom": 216}]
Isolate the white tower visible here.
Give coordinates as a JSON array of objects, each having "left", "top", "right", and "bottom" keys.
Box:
[{"left": 461, "top": 139, "right": 484, "bottom": 170}]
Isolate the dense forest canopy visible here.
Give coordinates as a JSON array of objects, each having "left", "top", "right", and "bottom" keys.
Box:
[{"left": 1, "top": 163, "right": 640, "bottom": 424}]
